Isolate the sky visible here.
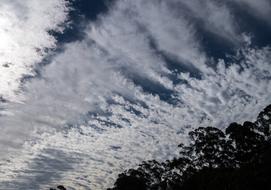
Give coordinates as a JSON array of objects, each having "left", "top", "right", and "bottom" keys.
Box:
[{"left": 0, "top": 0, "right": 271, "bottom": 189}]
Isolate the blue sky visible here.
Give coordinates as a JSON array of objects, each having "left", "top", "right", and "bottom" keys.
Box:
[{"left": 0, "top": 0, "right": 271, "bottom": 189}]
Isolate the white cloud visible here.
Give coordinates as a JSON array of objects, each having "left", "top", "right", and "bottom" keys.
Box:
[
  {"left": 0, "top": 0, "right": 69, "bottom": 101},
  {"left": 173, "top": 0, "right": 240, "bottom": 43},
  {"left": 0, "top": 0, "right": 271, "bottom": 189},
  {"left": 233, "top": 0, "right": 271, "bottom": 24}
]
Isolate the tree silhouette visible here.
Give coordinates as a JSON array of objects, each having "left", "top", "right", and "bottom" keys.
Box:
[
  {"left": 255, "top": 104, "right": 271, "bottom": 136},
  {"left": 50, "top": 185, "right": 67, "bottom": 190},
  {"left": 184, "top": 127, "right": 236, "bottom": 168},
  {"left": 226, "top": 121, "right": 265, "bottom": 164},
  {"left": 50, "top": 104, "right": 271, "bottom": 190},
  {"left": 109, "top": 104, "right": 271, "bottom": 190}
]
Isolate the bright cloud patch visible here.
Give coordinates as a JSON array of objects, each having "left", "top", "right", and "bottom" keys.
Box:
[
  {"left": 0, "top": 0, "right": 69, "bottom": 101},
  {"left": 0, "top": 0, "right": 271, "bottom": 189}
]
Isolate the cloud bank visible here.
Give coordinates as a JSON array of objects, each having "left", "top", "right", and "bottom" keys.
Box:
[
  {"left": 0, "top": 0, "right": 271, "bottom": 189},
  {"left": 0, "top": 0, "right": 69, "bottom": 101}
]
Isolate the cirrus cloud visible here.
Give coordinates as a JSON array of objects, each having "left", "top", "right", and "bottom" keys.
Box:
[{"left": 0, "top": 0, "right": 271, "bottom": 189}]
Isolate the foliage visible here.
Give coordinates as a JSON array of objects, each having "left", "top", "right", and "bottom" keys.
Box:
[
  {"left": 109, "top": 104, "right": 271, "bottom": 190},
  {"left": 51, "top": 105, "right": 271, "bottom": 190}
]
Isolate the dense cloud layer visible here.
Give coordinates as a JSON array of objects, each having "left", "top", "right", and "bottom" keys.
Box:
[
  {"left": 0, "top": 0, "right": 69, "bottom": 102},
  {"left": 0, "top": 0, "right": 271, "bottom": 189}
]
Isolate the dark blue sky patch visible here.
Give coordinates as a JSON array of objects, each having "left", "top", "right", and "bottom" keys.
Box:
[
  {"left": 70, "top": 0, "right": 113, "bottom": 21},
  {"left": 198, "top": 28, "right": 237, "bottom": 62},
  {"left": 119, "top": 67, "right": 175, "bottom": 103},
  {"left": 187, "top": 15, "right": 238, "bottom": 62},
  {"left": 67, "top": 109, "right": 126, "bottom": 130},
  {"left": 105, "top": 97, "right": 145, "bottom": 117},
  {"left": 130, "top": 74, "right": 178, "bottom": 104},
  {"left": 148, "top": 35, "right": 202, "bottom": 83},
  {"left": 110, "top": 145, "right": 122, "bottom": 151},
  {"left": 167, "top": 1, "right": 238, "bottom": 61},
  {"left": 92, "top": 117, "right": 124, "bottom": 129},
  {"left": 228, "top": 2, "right": 271, "bottom": 48},
  {"left": 162, "top": 53, "right": 203, "bottom": 81},
  {"left": 50, "top": 0, "right": 115, "bottom": 44}
]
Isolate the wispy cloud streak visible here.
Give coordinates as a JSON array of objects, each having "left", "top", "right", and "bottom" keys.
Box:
[{"left": 0, "top": 0, "right": 271, "bottom": 189}]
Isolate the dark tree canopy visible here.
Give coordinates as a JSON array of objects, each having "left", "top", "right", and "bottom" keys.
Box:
[
  {"left": 109, "top": 104, "right": 271, "bottom": 190},
  {"left": 50, "top": 104, "right": 271, "bottom": 190},
  {"left": 50, "top": 185, "right": 67, "bottom": 190},
  {"left": 184, "top": 127, "right": 236, "bottom": 168},
  {"left": 255, "top": 104, "right": 271, "bottom": 136}
]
